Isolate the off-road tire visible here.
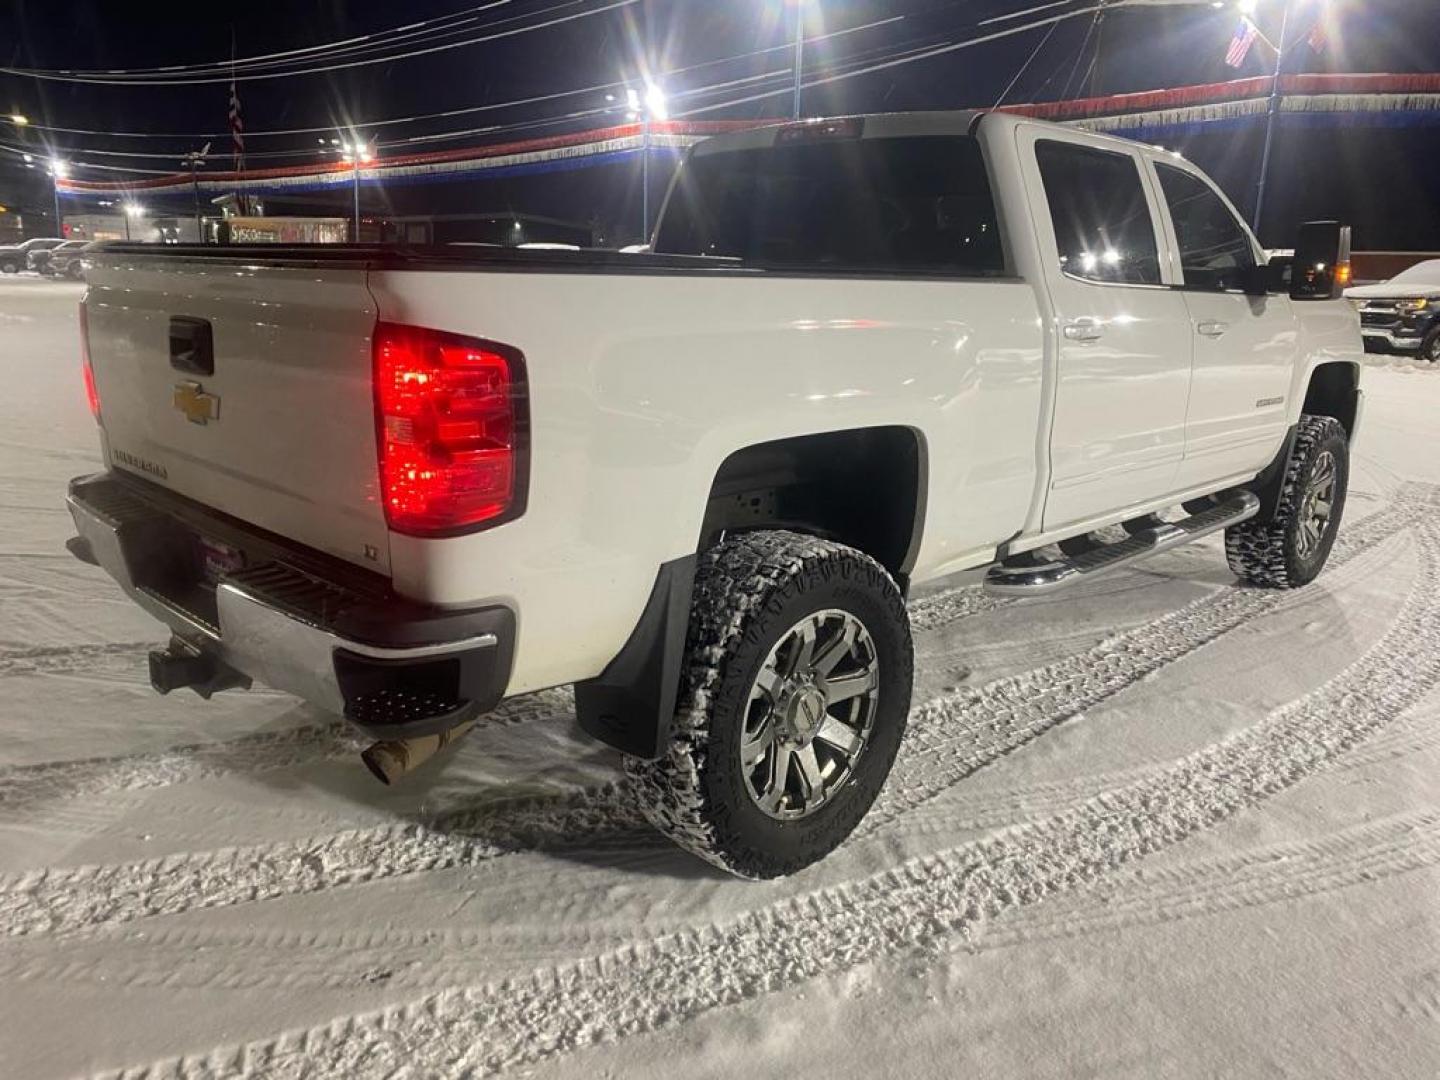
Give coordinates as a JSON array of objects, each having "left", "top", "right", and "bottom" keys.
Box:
[
  {"left": 625, "top": 530, "right": 912, "bottom": 879},
  {"left": 1225, "top": 414, "right": 1349, "bottom": 588}
]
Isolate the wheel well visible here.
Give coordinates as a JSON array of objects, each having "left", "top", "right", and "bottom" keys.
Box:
[
  {"left": 1302, "top": 363, "right": 1360, "bottom": 437},
  {"left": 699, "top": 427, "right": 925, "bottom": 590}
]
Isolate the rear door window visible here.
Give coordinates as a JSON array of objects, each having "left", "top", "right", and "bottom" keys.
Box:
[
  {"left": 1035, "top": 140, "right": 1161, "bottom": 286},
  {"left": 1155, "top": 163, "right": 1257, "bottom": 291},
  {"left": 653, "top": 135, "right": 1005, "bottom": 276}
]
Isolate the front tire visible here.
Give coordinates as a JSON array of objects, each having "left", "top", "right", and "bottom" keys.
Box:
[
  {"left": 1225, "top": 414, "right": 1349, "bottom": 588},
  {"left": 1420, "top": 326, "right": 1440, "bottom": 366},
  {"left": 626, "top": 531, "right": 913, "bottom": 879}
]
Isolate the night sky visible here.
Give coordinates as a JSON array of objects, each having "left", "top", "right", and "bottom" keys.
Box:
[{"left": 2, "top": 0, "right": 1437, "bottom": 246}]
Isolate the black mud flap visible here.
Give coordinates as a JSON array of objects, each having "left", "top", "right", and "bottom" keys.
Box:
[
  {"left": 574, "top": 556, "right": 695, "bottom": 760},
  {"left": 1248, "top": 423, "right": 1301, "bottom": 521}
]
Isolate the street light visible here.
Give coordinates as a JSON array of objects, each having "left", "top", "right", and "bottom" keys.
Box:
[
  {"left": 123, "top": 201, "right": 145, "bottom": 242},
  {"left": 332, "top": 135, "right": 375, "bottom": 242},
  {"left": 628, "top": 83, "right": 667, "bottom": 243},
  {"left": 48, "top": 159, "right": 68, "bottom": 237}
]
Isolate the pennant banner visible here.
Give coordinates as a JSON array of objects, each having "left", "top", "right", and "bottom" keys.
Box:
[{"left": 55, "top": 76, "right": 1440, "bottom": 197}]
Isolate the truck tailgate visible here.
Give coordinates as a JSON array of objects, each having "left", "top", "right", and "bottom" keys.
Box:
[{"left": 83, "top": 260, "right": 389, "bottom": 573}]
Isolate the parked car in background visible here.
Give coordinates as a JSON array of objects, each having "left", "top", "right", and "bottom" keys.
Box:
[
  {"left": 0, "top": 236, "right": 64, "bottom": 274},
  {"left": 1345, "top": 258, "right": 1440, "bottom": 363},
  {"left": 31, "top": 239, "right": 89, "bottom": 276},
  {"left": 44, "top": 240, "right": 101, "bottom": 280}
]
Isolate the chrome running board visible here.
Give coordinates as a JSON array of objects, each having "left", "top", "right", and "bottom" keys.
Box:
[{"left": 984, "top": 490, "right": 1261, "bottom": 598}]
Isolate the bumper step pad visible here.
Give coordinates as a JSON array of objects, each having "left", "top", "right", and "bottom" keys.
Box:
[{"left": 344, "top": 688, "right": 476, "bottom": 732}]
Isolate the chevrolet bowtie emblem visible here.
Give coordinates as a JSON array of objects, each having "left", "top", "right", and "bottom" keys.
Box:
[{"left": 173, "top": 381, "right": 220, "bottom": 425}]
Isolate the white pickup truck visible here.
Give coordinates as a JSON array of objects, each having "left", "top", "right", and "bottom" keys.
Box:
[{"left": 68, "top": 111, "right": 1363, "bottom": 878}]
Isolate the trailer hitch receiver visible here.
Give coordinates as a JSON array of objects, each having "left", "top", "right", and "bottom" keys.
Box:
[{"left": 148, "top": 638, "right": 252, "bottom": 700}]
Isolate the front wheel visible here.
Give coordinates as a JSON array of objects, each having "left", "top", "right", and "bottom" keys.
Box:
[
  {"left": 1420, "top": 327, "right": 1440, "bottom": 366},
  {"left": 1225, "top": 414, "right": 1349, "bottom": 588},
  {"left": 0, "top": 261, "right": 17, "bottom": 274},
  {"left": 626, "top": 531, "right": 913, "bottom": 879}
]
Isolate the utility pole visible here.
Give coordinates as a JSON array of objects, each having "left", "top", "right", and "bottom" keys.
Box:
[
  {"left": 48, "top": 160, "right": 67, "bottom": 237},
  {"left": 192, "top": 161, "right": 202, "bottom": 238},
  {"left": 182, "top": 143, "right": 209, "bottom": 243},
  {"left": 330, "top": 137, "right": 373, "bottom": 242},
  {"left": 626, "top": 86, "right": 666, "bottom": 243},
  {"left": 1252, "top": 0, "right": 1294, "bottom": 234},
  {"left": 352, "top": 154, "right": 361, "bottom": 241},
  {"left": 793, "top": 9, "right": 804, "bottom": 119},
  {"left": 641, "top": 111, "right": 650, "bottom": 242}
]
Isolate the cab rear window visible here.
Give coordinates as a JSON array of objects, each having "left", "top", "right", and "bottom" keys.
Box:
[{"left": 653, "top": 135, "right": 1005, "bottom": 276}]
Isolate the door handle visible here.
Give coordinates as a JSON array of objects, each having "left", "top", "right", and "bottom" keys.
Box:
[
  {"left": 1062, "top": 318, "right": 1105, "bottom": 342},
  {"left": 1196, "top": 320, "right": 1230, "bottom": 338}
]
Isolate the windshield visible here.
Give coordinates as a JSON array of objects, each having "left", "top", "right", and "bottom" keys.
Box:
[{"left": 653, "top": 135, "right": 1004, "bottom": 276}]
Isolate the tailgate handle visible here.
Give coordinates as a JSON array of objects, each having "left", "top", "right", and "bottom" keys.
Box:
[{"left": 169, "top": 316, "right": 214, "bottom": 375}]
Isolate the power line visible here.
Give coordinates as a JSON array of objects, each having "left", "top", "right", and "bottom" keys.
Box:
[
  {"left": 680, "top": 3, "right": 1111, "bottom": 117},
  {"left": 1059, "top": 9, "right": 1103, "bottom": 100},
  {"left": 0, "top": 22, "right": 1004, "bottom": 179},
  {"left": 992, "top": 20, "right": 1061, "bottom": 108},
  {"left": 5, "top": 16, "right": 904, "bottom": 142},
  {"left": 0, "top": 0, "right": 640, "bottom": 85},
  {"left": 73, "top": 1, "right": 514, "bottom": 76},
  {"left": 8, "top": 0, "right": 1215, "bottom": 182}
]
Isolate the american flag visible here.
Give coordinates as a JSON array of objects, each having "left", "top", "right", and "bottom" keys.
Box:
[
  {"left": 1225, "top": 18, "right": 1259, "bottom": 68},
  {"left": 228, "top": 78, "right": 248, "bottom": 213}
]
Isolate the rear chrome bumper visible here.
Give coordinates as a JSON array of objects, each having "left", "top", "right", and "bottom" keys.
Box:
[{"left": 67, "top": 472, "right": 514, "bottom": 737}]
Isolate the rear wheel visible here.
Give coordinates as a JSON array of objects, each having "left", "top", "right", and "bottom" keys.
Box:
[
  {"left": 625, "top": 530, "right": 912, "bottom": 879},
  {"left": 1225, "top": 414, "right": 1349, "bottom": 588}
]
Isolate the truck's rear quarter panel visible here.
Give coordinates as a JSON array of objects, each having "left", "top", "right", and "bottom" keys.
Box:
[{"left": 368, "top": 269, "right": 1043, "bottom": 695}]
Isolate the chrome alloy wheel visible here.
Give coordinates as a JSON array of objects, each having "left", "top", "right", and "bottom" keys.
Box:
[
  {"left": 740, "top": 608, "right": 880, "bottom": 820},
  {"left": 1297, "top": 449, "right": 1337, "bottom": 558}
]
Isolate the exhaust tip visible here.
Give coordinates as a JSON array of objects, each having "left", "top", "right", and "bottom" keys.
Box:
[
  {"left": 360, "top": 719, "right": 476, "bottom": 786},
  {"left": 360, "top": 742, "right": 406, "bottom": 786}
]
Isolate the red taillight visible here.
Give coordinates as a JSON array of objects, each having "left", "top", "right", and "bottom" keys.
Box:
[
  {"left": 79, "top": 302, "right": 100, "bottom": 421},
  {"left": 373, "top": 322, "right": 527, "bottom": 535}
]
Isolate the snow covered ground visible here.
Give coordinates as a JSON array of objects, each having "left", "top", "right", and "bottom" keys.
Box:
[{"left": 1, "top": 273, "right": 1437, "bottom": 1079}]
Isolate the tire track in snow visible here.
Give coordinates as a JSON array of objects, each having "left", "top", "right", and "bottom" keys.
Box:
[
  {"left": 858, "top": 494, "right": 1424, "bottom": 836},
  {"left": 103, "top": 519, "right": 1440, "bottom": 1079},
  {"left": 0, "top": 686, "right": 576, "bottom": 816},
  {"left": 29, "top": 810, "right": 1438, "bottom": 997},
  {"left": 0, "top": 640, "right": 152, "bottom": 678},
  {"left": 4, "top": 495, "right": 1423, "bottom": 941},
  {"left": 1328, "top": 705, "right": 1440, "bottom": 773},
  {"left": 0, "top": 918, "right": 647, "bottom": 995},
  {"left": 980, "top": 810, "right": 1440, "bottom": 951},
  {"left": 0, "top": 784, "right": 645, "bottom": 937}
]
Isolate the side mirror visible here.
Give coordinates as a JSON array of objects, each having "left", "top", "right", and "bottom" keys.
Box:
[
  {"left": 1290, "top": 221, "right": 1352, "bottom": 300},
  {"left": 1264, "top": 254, "right": 1293, "bottom": 293},
  {"left": 1240, "top": 262, "right": 1272, "bottom": 297}
]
